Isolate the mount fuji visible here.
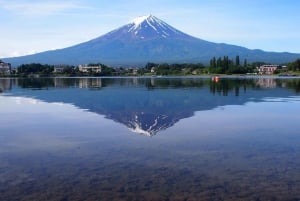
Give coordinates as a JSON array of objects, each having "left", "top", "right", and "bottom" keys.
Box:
[{"left": 5, "top": 15, "right": 300, "bottom": 66}]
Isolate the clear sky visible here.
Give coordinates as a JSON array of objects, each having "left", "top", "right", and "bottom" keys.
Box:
[{"left": 1, "top": 0, "right": 299, "bottom": 58}]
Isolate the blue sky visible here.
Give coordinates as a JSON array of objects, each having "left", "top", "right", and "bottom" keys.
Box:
[{"left": 1, "top": 0, "right": 299, "bottom": 58}]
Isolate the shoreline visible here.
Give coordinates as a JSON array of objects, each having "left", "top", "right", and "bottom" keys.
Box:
[{"left": 1, "top": 74, "right": 300, "bottom": 79}]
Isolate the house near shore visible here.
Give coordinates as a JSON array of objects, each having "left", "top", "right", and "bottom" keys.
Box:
[
  {"left": 256, "top": 64, "right": 279, "bottom": 75},
  {"left": 78, "top": 64, "right": 102, "bottom": 73},
  {"left": 151, "top": 67, "right": 156, "bottom": 73},
  {"left": 0, "top": 60, "right": 11, "bottom": 74},
  {"left": 54, "top": 65, "right": 69, "bottom": 73}
]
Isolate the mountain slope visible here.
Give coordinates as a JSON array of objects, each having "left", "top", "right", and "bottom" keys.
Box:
[{"left": 4, "top": 15, "right": 300, "bottom": 66}]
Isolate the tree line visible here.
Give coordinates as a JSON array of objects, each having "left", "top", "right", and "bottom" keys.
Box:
[
  {"left": 3, "top": 56, "right": 300, "bottom": 77},
  {"left": 13, "top": 63, "right": 116, "bottom": 77},
  {"left": 209, "top": 56, "right": 252, "bottom": 74}
]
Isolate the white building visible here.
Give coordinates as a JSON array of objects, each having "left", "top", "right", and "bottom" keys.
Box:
[
  {"left": 256, "top": 64, "right": 279, "bottom": 75},
  {"left": 151, "top": 67, "right": 156, "bottom": 73},
  {"left": 54, "top": 65, "right": 69, "bottom": 73},
  {"left": 79, "top": 64, "right": 102, "bottom": 73},
  {"left": 0, "top": 60, "right": 11, "bottom": 74}
]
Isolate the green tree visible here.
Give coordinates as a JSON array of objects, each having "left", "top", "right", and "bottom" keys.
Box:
[
  {"left": 17, "top": 63, "right": 54, "bottom": 76},
  {"left": 288, "top": 59, "right": 300, "bottom": 71},
  {"left": 145, "top": 62, "right": 158, "bottom": 70},
  {"left": 210, "top": 57, "right": 216, "bottom": 68},
  {"left": 244, "top": 59, "right": 248, "bottom": 67},
  {"left": 235, "top": 55, "right": 240, "bottom": 66}
]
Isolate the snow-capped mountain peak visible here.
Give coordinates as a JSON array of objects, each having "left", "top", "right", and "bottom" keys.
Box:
[
  {"left": 131, "top": 15, "right": 152, "bottom": 27},
  {"left": 126, "top": 15, "right": 185, "bottom": 39}
]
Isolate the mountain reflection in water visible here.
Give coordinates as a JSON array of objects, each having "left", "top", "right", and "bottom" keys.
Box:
[
  {"left": 1, "top": 77, "right": 300, "bottom": 201},
  {"left": 1, "top": 77, "right": 300, "bottom": 136}
]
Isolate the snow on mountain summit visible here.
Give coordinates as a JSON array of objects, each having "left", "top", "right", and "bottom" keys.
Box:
[
  {"left": 99, "top": 15, "right": 191, "bottom": 41},
  {"left": 125, "top": 15, "right": 186, "bottom": 39},
  {"left": 130, "top": 15, "right": 152, "bottom": 27}
]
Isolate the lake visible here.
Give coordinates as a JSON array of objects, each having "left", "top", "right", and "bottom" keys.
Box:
[{"left": 1, "top": 77, "right": 300, "bottom": 201}]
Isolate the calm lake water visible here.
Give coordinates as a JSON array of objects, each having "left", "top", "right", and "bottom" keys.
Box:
[{"left": 1, "top": 77, "right": 300, "bottom": 201}]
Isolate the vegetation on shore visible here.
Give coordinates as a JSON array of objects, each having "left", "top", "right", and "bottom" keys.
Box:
[{"left": 1, "top": 56, "right": 300, "bottom": 77}]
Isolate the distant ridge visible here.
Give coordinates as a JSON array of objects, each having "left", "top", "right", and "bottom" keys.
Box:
[{"left": 4, "top": 15, "right": 300, "bottom": 67}]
